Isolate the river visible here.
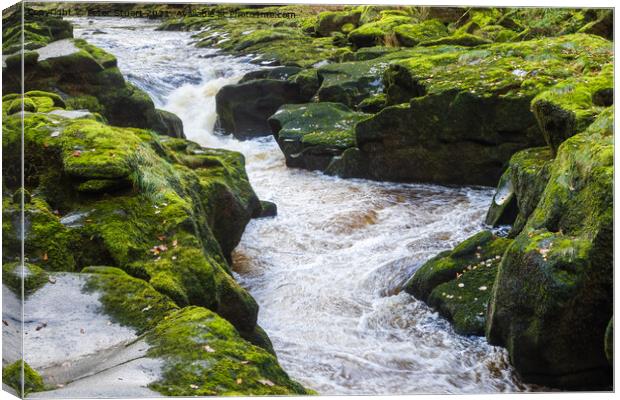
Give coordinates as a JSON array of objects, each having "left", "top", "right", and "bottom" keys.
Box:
[{"left": 71, "top": 17, "right": 533, "bottom": 394}]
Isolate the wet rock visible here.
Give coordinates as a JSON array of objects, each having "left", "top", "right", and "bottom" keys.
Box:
[
  {"left": 333, "top": 34, "right": 611, "bottom": 186},
  {"left": 2, "top": 34, "right": 184, "bottom": 137},
  {"left": 484, "top": 169, "right": 518, "bottom": 227},
  {"left": 151, "top": 108, "right": 185, "bottom": 138},
  {"left": 531, "top": 64, "right": 613, "bottom": 156},
  {"left": 239, "top": 66, "right": 302, "bottom": 83},
  {"left": 393, "top": 19, "right": 448, "bottom": 47},
  {"left": 269, "top": 102, "right": 369, "bottom": 171},
  {"left": 405, "top": 231, "right": 512, "bottom": 336},
  {"left": 486, "top": 108, "right": 613, "bottom": 389},
  {"left": 257, "top": 200, "right": 278, "bottom": 218},
  {"left": 216, "top": 79, "right": 310, "bottom": 138},
  {"left": 314, "top": 9, "right": 361, "bottom": 37}
]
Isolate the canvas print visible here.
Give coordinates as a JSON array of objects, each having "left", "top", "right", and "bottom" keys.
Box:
[{"left": 1, "top": 1, "right": 614, "bottom": 398}]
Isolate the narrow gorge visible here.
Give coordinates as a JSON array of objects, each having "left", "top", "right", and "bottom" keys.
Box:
[{"left": 1, "top": 3, "right": 613, "bottom": 397}]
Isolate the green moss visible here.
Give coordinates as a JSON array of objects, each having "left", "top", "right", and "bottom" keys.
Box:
[
  {"left": 83, "top": 266, "right": 178, "bottom": 333},
  {"left": 532, "top": 63, "right": 612, "bottom": 155},
  {"left": 486, "top": 108, "right": 613, "bottom": 387},
  {"left": 269, "top": 102, "right": 369, "bottom": 171},
  {"left": 2, "top": 360, "right": 46, "bottom": 396},
  {"left": 405, "top": 231, "right": 511, "bottom": 301},
  {"left": 393, "top": 19, "right": 448, "bottom": 47},
  {"left": 421, "top": 33, "right": 491, "bottom": 47},
  {"left": 314, "top": 10, "right": 361, "bottom": 36},
  {"left": 73, "top": 38, "right": 118, "bottom": 68},
  {"left": 348, "top": 15, "right": 413, "bottom": 48},
  {"left": 2, "top": 262, "right": 49, "bottom": 296},
  {"left": 146, "top": 307, "right": 309, "bottom": 396},
  {"left": 405, "top": 231, "right": 512, "bottom": 335}
]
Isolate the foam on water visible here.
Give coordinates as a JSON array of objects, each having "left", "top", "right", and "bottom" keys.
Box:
[{"left": 72, "top": 17, "right": 535, "bottom": 394}]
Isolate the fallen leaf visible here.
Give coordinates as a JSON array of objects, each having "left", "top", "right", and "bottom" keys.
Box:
[
  {"left": 35, "top": 322, "right": 47, "bottom": 331},
  {"left": 240, "top": 361, "right": 250, "bottom": 365},
  {"left": 258, "top": 379, "right": 275, "bottom": 387},
  {"left": 157, "top": 235, "right": 166, "bottom": 241},
  {"left": 80, "top": 328, "right": 85, "bottom": 334},
  {"left": 203, "top": 345, "right": 216, "bottom": 353},
  {"left": 72, "top": 150, "right": 81, "bottom": 157},
  {"left": 56, "top": 384, "right": 65, "bottom": 388},
  {"left": 172, "top": 239, "right": 178, "bottom": 247},
  {"left": 48, "top": 276, "right": 57, "bottom": 284},
  {"left": 43, "top": 252, "right": 48, "bottom": 261},
  {"left": 236, "top": 378, "right": 243, "bottom": 385},
  {"left": 190, "top": 384, "right": 199, "bottom": 390}
]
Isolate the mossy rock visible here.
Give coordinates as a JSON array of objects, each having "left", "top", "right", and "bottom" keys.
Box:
[
  {"left": 2, "top": 6, "right": 73, "bottom": 54},
  {"left": 215, "top": 79, "right": 310, "bottom": 138},
  {"left": 347, "top": 15, "right": 414, "bottom": 48},
  {"left": 507, "top": 147, "right": 554, "bottom": 235},
  {"left": 531, "top": 63, "right": 613, "bottom": 156},
  {"left": 239, "top": 66, "right": 302, "bottom": 84},
  {"left": 485, "top": 146, "right": 553, "bottom": 233},
  {"left": 405, "top": 231, "right": 511, "bottom": 302},
  {"left": 393, "top": 19, "right": 448, "bottom": 47},
  {"left": 2, "top": 262, "right": 49, "bottom": 296},
  {"left": 405, "top": 231, "right": 511, "bottom": 335},
  {"left": 146, "top": 307, "right": 310, "bottom": 396},
  {"left": 332, "top": 34, "right": 611, "bottom": 186},
  {"left": 484, "top": 168, "right": 518, "bottom": 227},
  {"left": 257, "top": 200, "right": 277, "bottom": 218},
  {"left": 2, "top": 90, "right": 65, "bottom": 116},
  {"left": 421, "top": 33, "right": 491, "bottom": 47},
  {"left": 486, "top": 107, "right": 613, "bottom": 389},
  {"left": 3, "top": 109, "right": 261, "bottom": 337},
  {"left": 2, "top": 37, "right": 184, "bottom": 137},
  {"left": 2, "top": 360, "right": 46, "bottom": 397},
  {"left": 82, "top": 266, "right": 179, "bottom": 333},
  {"left": 269, "top": 102, "right": 369, "bottom": 171},
  {"left": 314, "top": 10, "right": 361, "bottom": 37}
]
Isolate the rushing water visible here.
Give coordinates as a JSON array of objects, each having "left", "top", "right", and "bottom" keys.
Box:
[{"left": 71, "top": 17, "right": 534, "bottom": 394}]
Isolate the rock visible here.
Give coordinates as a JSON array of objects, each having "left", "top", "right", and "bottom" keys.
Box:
[
  {"left": 486, "top": 107, "right": 613, "bottom": 389},
  {"left": 314, "top": 10, "right": 361, "bottom": 37},
  {"left": 420, "top": 33, "right": 492, "bottom": 47},
  {"left": 239, "top": 66, "right": 302, "bottom": 83},
  {"left": 3, "top": 108, "right": 262, "bottom": 338},
  {"left": 2, "top": 6, "right": 73, "bottom": 54},
  {"left": 485, "top": 147, "right": 553, "bottom": 233},
  {"left": 347, "top": 13, "right": 415, "bottom": 48},
  {"left": 288, "top": 68, "right": 321, "bottom": 99},
  {"left": 506, "top": 147, "right": 554, "bottom": 235},
  {"left": 257, "top": 200, "right": 277, "bottom": 218},
  {"left": 215, "top": 79, "right": 310, "bottom": 138},
  {"left": 404, "top": 231, "right": 512, "bottom": 336},
  {"left": 331, "top": 34, "right": 612, "bottom": 186},
  {"left": 269, "top": 102, "right": 369, "bottom": 171},
  {"left": 2, "top": 263, "right": 49, "bottom": 297},
  {"left": 484, "top": 168, "right": 518, "bottom": 227},
  {"left": 2, "top": 36, "right": 184, "bottom": 137},
  {"left": 393, "top": 19, "right": 448, "bottom": 47},
  {"left": 150, "top": 108, "right": 185, "bottom": 138},
  {"left": 531, "top": 64, "right": 613, "bottom": 156},
  {"left": 578, "top": 10, "right": 613, "bottom": 39},
  {"left": 405, "top": 231, "right": 506, "bottom": 301}
]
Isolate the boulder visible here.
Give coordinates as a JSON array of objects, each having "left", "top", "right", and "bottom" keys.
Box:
[
  {"left": 314, "top": 10, "right": 362, "bottom": 37},
  {"left": 486, "top": 107, "right": 613, "bottom": 389},
  {"left": 268, "top": 102, "right": 369, "bottom": 171},
  {"left": 2, "top": 38, "right": 185, "bottom": 137},
  {"left": 531, "top": 64, "right": 613, "bottom": 156},
  {"left": 216, "top": 79, "right": 310, "bottom": 138},
  {"left": 332, "top": 34, "right": 612, "bottom": 186},
  {"left": 404, "top": 231, "right": 512, "bottom": 336},
  {"left": 485, "top": 147, "right": 553, "bottom": 234},
  {"left": 393, "top": 19, "right": 448, "bottom": 47}
]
